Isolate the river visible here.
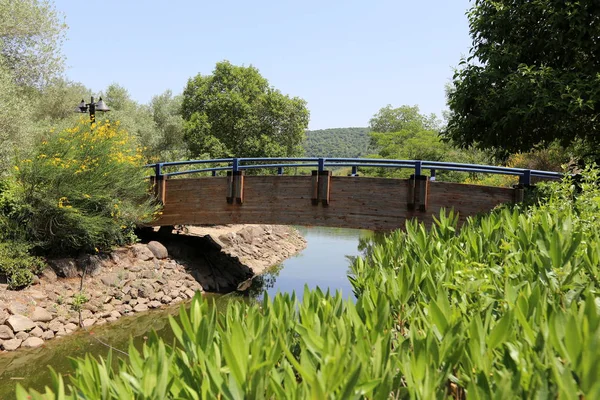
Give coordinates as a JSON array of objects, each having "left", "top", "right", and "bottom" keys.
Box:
[{"left": 0, "top": 226, "right": 371, "bottom": 398}]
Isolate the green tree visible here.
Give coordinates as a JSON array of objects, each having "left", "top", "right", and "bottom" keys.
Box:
[
  {"left": 149, "top": 90, "right": 187, "bottom": 159},
  {"left": 445, "top": 0, "right": 600, "bottom": 159},
  {"left": 0, "top": 0, "right": 66, "bottom": 88},
  {"left": 181, "top": 61, "right": 309, "bottom": 158}
]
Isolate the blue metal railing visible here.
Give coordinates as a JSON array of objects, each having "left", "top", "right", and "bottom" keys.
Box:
[{"left": 146, "top": 157, "right": 565, "bottom": 186}]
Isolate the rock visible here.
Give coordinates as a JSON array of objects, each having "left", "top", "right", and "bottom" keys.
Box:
[
  {"left": 95, "top": 319, "right": 107, "bottom": 326},
  {"left": 147, "top": 241, "right": 168, "bottom": 259},
  {"left": 148, "top": 301, "right": 162, "bottom": 309},
  {"left": 7, "top": 315, "right": 36, "bottom": 332},
  {"left": 138, "top": 283, "right": 155, "bottom": 299},
  {"left": 184, "top": 289, "right": 196, "bottom": 299},
  {"left": 161, "top": 295, "right": 172, "bottom": 304},
  {"left": 27, "top": 290, "right": 46, "bottom": 301},
  {"left": 31, "top": 307, "right": 53, "bottom": 322},
  {"left": 109, "top": 311, "right": 121, "bottom": 319},
  {"left": 48, "top": 258, "right": 78, "bottom": 278},
  {"left": 0, "top": 325, "right": 15, "bottom": 339},
  {"left": 101, "top": 273, "right": 120, "bottom": 287},
  {"left": 36, "top": 321, "right": 49, "bottom": 330},
  {"left": 238, "top": 226, "right": 264, "bottom": 244},
  {"left": 64, "top": 323, "right": 78, "bottom": 333},
  {"left": 48, "top": 320, "right": 63, "bottom": 333},
  {"left": 106, "top": 316, "right": 118, "bottom": 323},
  {"left": 0, "top": 309, "right": 8, "bottom": 324},
  {"left": 132, "top": 244, "right": 154, "bottom": 261},
  {"left": 2, "top": 338, "right": 22, "bottom": 351},
  {"left": 40, "top": 267, "right": 58, "bottom": 283},
  {"left": 15, "top": 331, "right": 29, "bottom": 340},
  {"left": 29, "top": 326, "right": 44, "bottom": 338},
  {"left": 133, "top": 304, "right": 149, "bottom": 313},
  {"left": 82, "top": 318, "right": 96, "bottom": 328},
  {"left": 22, "top": 337, "right": 44, "bottom": 348},
  {"left": 77, "top": 255, "right": 104, "bottom": 277},
  {"left": 41, "top": 330, "right": 55, "bottom": 340},
  {"left": 8, "top": 301, "right": 28, "bottom": 316},
  {"left": 137, "top": 297, "right": 148, "bottom": 305}
]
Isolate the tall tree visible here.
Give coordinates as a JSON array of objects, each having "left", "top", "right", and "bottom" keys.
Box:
[
  {"left": 445, "top": 0, "right": 600, "bottom": 158},
  {"left": 181, "top": 61, "right": 309, "bottom": 158},
  {"left": 0, "top": 0, "right": 66, "bottom": 88}
]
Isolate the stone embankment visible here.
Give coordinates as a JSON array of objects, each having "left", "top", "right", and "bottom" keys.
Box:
[{"left": 0, "top": 225, "right": 306, "bottom": 352}]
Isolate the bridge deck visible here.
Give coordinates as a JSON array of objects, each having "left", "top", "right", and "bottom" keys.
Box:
[{"left": 154, "top": 175, "right": 516, "bottom": 231}]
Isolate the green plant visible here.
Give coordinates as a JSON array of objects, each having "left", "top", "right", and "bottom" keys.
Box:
[
  {"left": 11, "top": 120, "right": 160, "bottom": 255},
  {"left": 71, "top": 293, "right": 88, "bottom": 312},
  {"left": 0, "top": 240, "right": 44, "bottom": 290}
]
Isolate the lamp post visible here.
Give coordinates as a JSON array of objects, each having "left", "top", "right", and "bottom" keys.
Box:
[{"left": 76, "top": 96, "right": 110, "bottom": 124}]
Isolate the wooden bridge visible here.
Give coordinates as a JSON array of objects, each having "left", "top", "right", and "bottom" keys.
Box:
[{"left": 148, "top": 158, "right": 562, "bottom": 231}]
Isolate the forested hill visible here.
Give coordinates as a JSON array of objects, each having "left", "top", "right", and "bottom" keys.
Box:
[{"left": 303, "top": 127, "right": 370, "bottom": 158}]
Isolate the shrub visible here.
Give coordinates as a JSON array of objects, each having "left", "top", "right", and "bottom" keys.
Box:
[
  {"left": 11, "top": 119, "right": 159, "bottom": 255},
  {"left": 0, "top": 241, "right": 45, "bottom": 289}
]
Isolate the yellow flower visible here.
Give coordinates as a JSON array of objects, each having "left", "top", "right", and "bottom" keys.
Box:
[{"left": 13, "top": 165, "right": 19, "bottom": 171}]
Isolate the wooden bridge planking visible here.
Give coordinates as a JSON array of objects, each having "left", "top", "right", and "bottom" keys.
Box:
[{"left": 156, "top": 175, "right": 516, "bottom": 231}]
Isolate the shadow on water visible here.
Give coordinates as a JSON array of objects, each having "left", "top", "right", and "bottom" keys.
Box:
[{"left": 0, "top": 226, "right": 382, "bottom": 397}]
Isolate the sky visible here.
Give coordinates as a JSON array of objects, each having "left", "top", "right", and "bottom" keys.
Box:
[{"left": 53, "top": 0, "right": 473, "bottom": 130}]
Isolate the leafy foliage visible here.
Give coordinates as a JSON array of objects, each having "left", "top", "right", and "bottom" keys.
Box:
[
  {"left": 18, "top": 168, "right": 600, "bottom": 398},
  {"left": 303, "top": 127, "right": 370, "bottom": 158},
  {"left": 7, "top": 120, "right": 159, "bottom": 255},
  {"left": 181, "top": 61, "right": 309, "bottom": 158},
  {"left": 445, "top": 0, "right": 600, "bottom": 159},
  {"left": 0, "top": 240, "right": 44, "bottom": 289},
  {"left": 365, "top": 105, "right": 492, "bottom": 181}
]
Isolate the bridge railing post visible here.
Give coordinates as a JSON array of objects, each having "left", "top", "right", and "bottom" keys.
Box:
[
  {"left": 408, "top": 161, "right": 429, "bottom": 212},
  {"left": 150, "top": 163, "right": 167, "bottom": 204},
  {"left": 226, "top": 158, "right": 244, "bottom": 204},
  {"left": 519, "top": 170, "right": 531, "bottom": 186},
  {"left": 277, "top": 166, "right": 284, "bottom": 176}
]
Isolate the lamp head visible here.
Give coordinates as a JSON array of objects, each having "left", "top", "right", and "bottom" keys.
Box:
[{"left": 95, "top": 97, "right": 110, "bottom": 112}]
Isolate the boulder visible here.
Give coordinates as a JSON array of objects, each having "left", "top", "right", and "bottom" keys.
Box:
[
  {"left": 138, "top": 282, "right": 155, "bottom": 299},
  {"left": 31, "top": 307, "right": 53, "bottom": 322},
  {"left": 8, "top": 301, "right": 28, "bottom": 316},
  {"left": 27, "top": 290, "right": 46, "bottom": 301},
  {"left": 2, "top": 338, "right": 22, "bottom": 351},
  {"left": 147, "top": 241, "right": 168, "bottom": 259},
  {"left": 82, "top": 318, "right": 96, "bottom": 328},
  {"left": 0, "top": 308, "right": 8, "bottom": 324},
  {"left": 29, "top": 326, "right": 44, "bottom": 338},
  {"left": 133, "top": 304, "right": 149, "bottom": 313},
  {"left": 148, "top": 300, "right": 162, "bottom": 309},
  {"left": 77, "top": 254, "right": 104, "bottom": 277},
  {"left": 48, "top": 258, "right": 78, "bottom": 278},
  {"left": 22, "top": 337, "right": 44, "bottom": 348},
  {"left": 7, "top": 315, "right": 36, "bottom": 332},
  {"left": 40, "top": 267, "right": 58, "bottom": 283},
  {"left": 0, "top": 325, "right": 15, "bottom": 339},
  {"left": 48, "top": 319, "right": 64, "bottom": 333},
  {"left": 101, "top": 273, "right": 120, "bottom": 287},
  {"left": 15, "top": 331, "right": 29, "bottom": 340},
  {"left": 132, "top": 244, "right": 154, "bottom": 261},
  {"left": 41, "top": 330, "right": 55, "bottom": 340}
]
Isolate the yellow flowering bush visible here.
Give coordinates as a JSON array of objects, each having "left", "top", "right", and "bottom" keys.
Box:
[{"left": 11, "top": 119, "right": 159, "bottom": 255}]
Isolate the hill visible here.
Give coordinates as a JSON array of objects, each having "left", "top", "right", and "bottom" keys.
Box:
[{"left": 303, "top": 127, "right": 370, "bottom": 158}]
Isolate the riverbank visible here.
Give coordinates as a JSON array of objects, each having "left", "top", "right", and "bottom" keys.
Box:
[{"left": 0, "top": 225, "right": 306, "bottom": 352}]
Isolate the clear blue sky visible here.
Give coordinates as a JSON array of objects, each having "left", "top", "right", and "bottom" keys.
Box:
[{"left": 54, "top": 0, "right": 472, "bottom": 130}]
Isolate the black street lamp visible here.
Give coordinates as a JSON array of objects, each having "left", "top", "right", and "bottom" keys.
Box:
[{"left": 76, "top": 96, "right": 110, "bottom": 124}]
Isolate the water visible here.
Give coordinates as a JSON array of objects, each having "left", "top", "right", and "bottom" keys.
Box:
[{"left": 0, "top": 227, "right": 369, "bottom": 397}]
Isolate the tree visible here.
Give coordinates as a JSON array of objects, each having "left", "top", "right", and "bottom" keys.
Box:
[
  {"left": 149, "top": 90, "right": 187, "bottom": 159},
  {"left": 0, "top": 0, "right": 66, "bottom": 88},
  {"left": 445, "top": 0, "right": 600, "bottom": 158},
  {"left": 181, "top": 61, "right": 309, "bottom": 158}
]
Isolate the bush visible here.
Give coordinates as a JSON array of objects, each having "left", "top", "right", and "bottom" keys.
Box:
[
  {"left": 17, "top": 169, "right": 600, "bottom": 398},
  {"left": 0, "top": 241, "right": 45, "bottom": 289},
  {"left": 10, "top": 119, "right": 159, "bottom": 255}
]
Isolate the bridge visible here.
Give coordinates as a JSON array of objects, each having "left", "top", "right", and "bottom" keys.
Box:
[{"left": 147, "top": 158, "right": 562, "bottom": 231}]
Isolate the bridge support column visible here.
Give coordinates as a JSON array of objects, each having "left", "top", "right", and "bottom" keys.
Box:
[
  {"left": 311, "top": 170, "right": 331, "bottom": 206},
  {"left": 226, "top": 171, "right": 245, "bottom": 204},
  {"left": 408, "top": 175, "right": 429, "bottom": 212},
  {"left": 150, "top": 176, "right": 167, "bottom": 205},
  {"left": 513, "top": 184, "right": 525, "bottom": 203}
]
